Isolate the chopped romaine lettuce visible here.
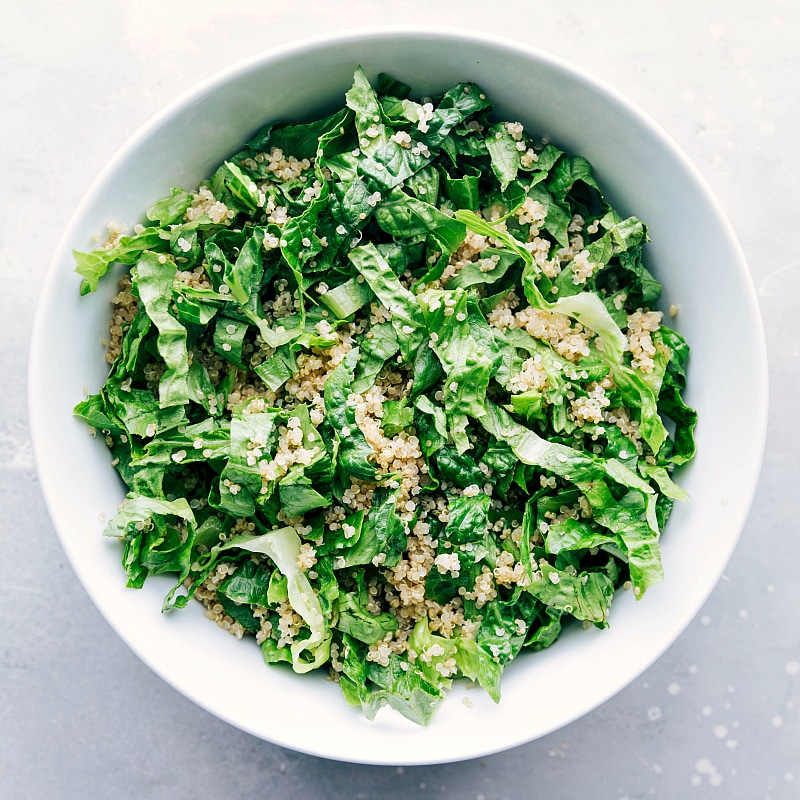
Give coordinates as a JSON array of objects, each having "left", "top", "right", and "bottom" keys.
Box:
[{"left": 75, "top": 68, "right": 695, "bottom": 726}]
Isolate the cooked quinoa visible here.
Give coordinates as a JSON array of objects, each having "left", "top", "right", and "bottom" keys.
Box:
[{"left": 75, "top": 68, "right": 697, "bottom": 726}]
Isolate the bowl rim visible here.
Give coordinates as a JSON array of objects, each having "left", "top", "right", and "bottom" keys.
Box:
[{"left": 28, "top": 25, "right": 769, "bottom": 764}]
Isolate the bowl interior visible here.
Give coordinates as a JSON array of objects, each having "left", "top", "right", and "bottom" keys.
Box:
[{"left": 29, "top": 29, "right": 767, "bottom": 765}]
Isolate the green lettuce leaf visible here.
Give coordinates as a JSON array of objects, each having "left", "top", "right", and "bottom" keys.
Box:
[
  {"left": 418, "top": 288, "right": 495, "bottom": 452},
  {"left": 527, "top": 562, "right": 614, "bottom": 627},
  {"left": 324, "top": 347, "right": 380, "bottom": 481},
  {"left": 231, "top": 527, "right": 331, "bottom": 672},
  {"left": 74, "top": 228, "right": 166, "bottom": 295},
  {"left": 340, "top": 488, "right": 407, "bottom": 569},
  {"left": 375, "top": 189, "right": 466, "bottom": 254},
  {"left": 486, "top": 122, "right": 521, "bottom": 190},
  {"left": 336, "top": 592, "right": 398, "bottom": 644},
  {"left": 146, "top": 187, "right": 193, "bottom": 227},
  {"left": 348, "top": 244, "right": 427, "bottom": 362},
  {"left": 135, "top": 252, "right": 190, "bottom": 407}
]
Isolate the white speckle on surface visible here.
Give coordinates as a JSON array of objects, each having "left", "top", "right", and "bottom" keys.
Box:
[
  {"left": 786, "top": 772, "right": 795, "bottom": 783},
  {"left": 725, "top": 739, "right": 738, "bottom": 750},
  {"left": 396, "top": 767, "right": 404, "bottom": 775},
  {"left": 767, "top": 583, "right": 775, "bottom": 592},
  {"left": 694, "top": 758, "right": 723, "bottom": 787},
  {"left": 647, "top": 706, "right": 662, "bottom": 721},
  {"left": 700, "top": 615, "right": 711, "bottom": 626},
  {"left": 786, "top": 661, "right": 799, "bottom": 676},
  {"left": 547, "top": 742, "right": 569, "bottom": 759},
  {"left": 0, "top": 425, "right": 36, "bottom": 470},
  {"left": 713, "top": 724, "right": 728, "bottom": 739},
  {"left": 667, "top": 682, "right": 681, "bottom": 696},
  {"left": 739, "top": 609, "right": 748, "bottom": 619},
  {"left": 771, "top": 715, "right": 783, "bottom": 728},
  {"left": 652, "top": 763, "right": 663, "bottom": 774},
  {"left": 702, "top": 705, "right": 714, "bottom": 717},
  {"left": 689, "top": 664, "right": 699, "bottom": 675},
  {"left": 690, "top": 775, "right": 702, "bottom": 787}
]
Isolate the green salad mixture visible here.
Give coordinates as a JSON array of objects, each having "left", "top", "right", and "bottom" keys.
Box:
[{"left": 74, "top": 69, "right": 697, "bottom": 725}]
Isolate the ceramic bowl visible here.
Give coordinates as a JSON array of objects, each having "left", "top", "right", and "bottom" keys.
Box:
[{"left": 29, "top": 28, "right": 767, "bottom": 765}]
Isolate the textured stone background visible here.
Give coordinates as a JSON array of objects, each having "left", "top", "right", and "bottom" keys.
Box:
[{"left": 2, "top": 2, "right": 798, "bottom": 797}]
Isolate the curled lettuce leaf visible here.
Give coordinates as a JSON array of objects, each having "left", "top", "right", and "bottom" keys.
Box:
[
  {"left": 74, "top": 228, "right": 167, "bottom": 295},
  {"left": 348, "top": 244, "right": 427, "bottom": 362},
  {"left": 418, "top": 288, "right": 495, "bottom": 452},
  {"left": 454, "top": 209, "right": 629, "bottom": 362},
  {"left": 135, "top": 252, "right": 190, "bottom": 408},
  {"left": 233, "top": 527, "right": 331, "bottom": 672},
  {"left": 480, "top": 401, "right": 662, "bottom": 594},
  {"left": 324, "top": 347, "right": 380, "bottom": 481}
]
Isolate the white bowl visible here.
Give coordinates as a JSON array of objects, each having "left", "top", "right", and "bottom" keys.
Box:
[{"left": 29, "top": 28, "right": 768, "bottom": 765}]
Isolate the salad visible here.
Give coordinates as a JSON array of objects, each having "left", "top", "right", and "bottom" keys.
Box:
[{"left": 74, "top": 68, "right": 697, "bottom": 725}]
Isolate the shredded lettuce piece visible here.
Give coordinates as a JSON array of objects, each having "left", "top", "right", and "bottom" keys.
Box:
[
  {"left": 74, "top": 228, "right": 167, "bottom": 295},
  {"left": 135, "top": 252, "right": 191, "bottom": 407},
  {"left": 233, "top": 527, "right": 331, "bottom": 672},
  {"left": 348, "top": 244, "right": 427, "bottom": 361},
  {"left": 418, "top": 288, "right": 496, "bottom": 452}
]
